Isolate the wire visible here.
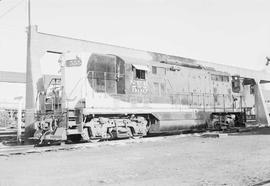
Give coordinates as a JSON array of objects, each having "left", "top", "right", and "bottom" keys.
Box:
[
  {"left": 0, "top": 23, "right": 26, "bottom": 33},
  {"left": 0, "top": 27, "right": 23, "bottom": 33},
  {"left": 0, "top": 23, "right": 19, "bottom": 29},
  {"left": 0, "top": 0, "right": 25, "bottom": 20}
]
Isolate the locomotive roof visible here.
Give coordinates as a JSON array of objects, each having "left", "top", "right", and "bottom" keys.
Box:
[
  {"left": 117, "top": 54, "right": 231, "bottom": 75},
  {"left": 36, "top": 28, "right": 270, "bottom": 82},
  {"left": 118, "top": 54, "right": 213, "bottom": 69},
  {"left": 118, "top": 55, "right": 168, "bottom": 68}
]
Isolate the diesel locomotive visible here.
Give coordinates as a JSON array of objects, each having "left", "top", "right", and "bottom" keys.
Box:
[{"left": 33, "top": 51, "right": 256, "bottom": 142}]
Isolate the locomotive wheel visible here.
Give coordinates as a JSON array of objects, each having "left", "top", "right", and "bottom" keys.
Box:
[
  {"left": 213, "top": 121, "right": 221, "bottom": 130},
  {"left": 127, "top": 127, "right": 134, "bottom": 138},
  {"left": 81, "top": 128, "right": 90, "bottom": 141}
]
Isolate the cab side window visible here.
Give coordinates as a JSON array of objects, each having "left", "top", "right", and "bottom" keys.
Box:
[
  {"left": 135, "top": 69, "right": 146, "bottom": 80},
  {"left": 152, "top": 66, "right": 157, "bottom": 74},
  {"left": 232, "top": 76, "right": 241, "bottom": 93}
]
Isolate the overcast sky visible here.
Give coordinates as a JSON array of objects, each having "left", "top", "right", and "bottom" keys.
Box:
[
  {"left": 0, "top": 0, "right": 270, "bottom": 102},
  {"left": 0, "top": 0, "right": 270, "bottom": 73}
]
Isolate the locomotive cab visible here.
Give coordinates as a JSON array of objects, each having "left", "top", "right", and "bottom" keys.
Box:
[
  {"left": 61, "top": 53, "right": 150, "bottom": 141},
  {"left": 87, "top": 53, "right": 126, "bottom": 94}
]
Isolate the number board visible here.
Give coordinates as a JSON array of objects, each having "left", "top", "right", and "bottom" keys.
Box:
[{"left": 65, "top": 56, "right": 82, "bottom": 67}]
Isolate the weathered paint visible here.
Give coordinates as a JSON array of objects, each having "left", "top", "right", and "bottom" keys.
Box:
[{"left": 25, "top": 25, "right": 270, "bottom": 139}]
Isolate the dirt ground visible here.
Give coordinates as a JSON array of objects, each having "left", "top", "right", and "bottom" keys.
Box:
[{"left": 1, "top": 134, "right": 270, "bottom": 186}]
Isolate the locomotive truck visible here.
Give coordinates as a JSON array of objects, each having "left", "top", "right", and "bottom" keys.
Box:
[{"left": 33, "top": 51, "right": 259, "bottom": 144}]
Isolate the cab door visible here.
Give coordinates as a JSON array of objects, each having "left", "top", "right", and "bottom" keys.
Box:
[
  {"left": 87, "top": 53, "right": 117, "bottom": 94},
  {"left": 116, "top": 56, "right": 125, "bottom": 94}
]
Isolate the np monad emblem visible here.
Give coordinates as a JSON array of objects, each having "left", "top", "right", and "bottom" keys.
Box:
[{"left": 65, "top": 56, "right": 82, "bottom": 67}]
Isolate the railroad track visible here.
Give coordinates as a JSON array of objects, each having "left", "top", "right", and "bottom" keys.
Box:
[
  {"left": 0, "top": 135, "right": 168, "bottom": 157},
  {"left": 0, "top": 126, "right": 266, "bottom": 157}
]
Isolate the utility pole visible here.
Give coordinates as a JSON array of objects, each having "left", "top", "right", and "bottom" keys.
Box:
[
  {"left": 25, "top": 0, "right": 33, "bottom": 143},
  {"left": 27, "top": 0, "right": 31, "bottom": 50},
  {"left": 28, "top": 0, "right": 31, "bottom": 27}
]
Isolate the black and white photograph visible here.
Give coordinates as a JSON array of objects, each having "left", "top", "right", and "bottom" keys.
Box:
[{"left": 1, "top": 0, "right": 270, "bottom": 185}]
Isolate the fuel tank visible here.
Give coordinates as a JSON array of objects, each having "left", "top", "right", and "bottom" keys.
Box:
[{"left": 150, "top": 110, "right": 209, "bottom": 132}]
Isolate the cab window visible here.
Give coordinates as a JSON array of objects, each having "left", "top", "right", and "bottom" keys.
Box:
[
  {"left": 232, "top": 76, "right": 241, "bottom": 93},
  {"left": 152, "top": 66, "right": 157, "bottom": 74},
  {"left": 136, "top": 69, "right": 145, "bottom": 79}
]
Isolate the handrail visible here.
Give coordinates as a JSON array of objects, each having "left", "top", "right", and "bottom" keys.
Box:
[
  {"left": 87, "top": 71, "right": 125, "bottom": 79},
  {"left": 85, "top": 71, "right": 244, "bottom": 112}
]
